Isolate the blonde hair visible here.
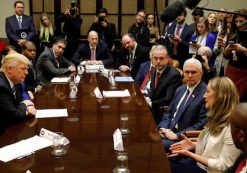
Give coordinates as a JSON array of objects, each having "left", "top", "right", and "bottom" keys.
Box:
[
  {"left": 39, "top": 13, "right": 54, "bottom": 40},
  {"left": 1, "top": 53, "right": 30, "bottom": 72},
  {"left": 206, "top": 77, "right": 239, "bottom": 136},
  {"left": 207, "top": 12, "right": 219, "bottom": 32}
]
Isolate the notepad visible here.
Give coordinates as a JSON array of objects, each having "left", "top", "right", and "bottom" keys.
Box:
[
  {"left": 102, "top": 89, "right": 130, "bottom": 98},
  {"left": 114, "top": 76, "right": 134, "bottom": 82},
  {"left": 0, "top": 135, "right": 52, "bottom": 162},
  {"left": 36, "top": 109, "right": 68, "bottom": 118},
  {"left": 51, "top": 77, "right": 70, "bottom": 83}
]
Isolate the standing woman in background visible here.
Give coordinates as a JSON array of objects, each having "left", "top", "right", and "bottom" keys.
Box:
[
  {"left": 39, "top": 13, "right": 54, "bottom": 51},
  {"left": 207, "top": 12, "right": 219, "bottom": 38},
  {"left": 214, "top": 13, "right": 233, "bottom": 76},
  {"left": 147, "top": 14, "right": 160, "bottom": 43},
  {"left": 224, "top": 9, "right": 247, "bottom": 102},
  {"left": 190, "top": 17, "right": 217, "bottom": 65}
]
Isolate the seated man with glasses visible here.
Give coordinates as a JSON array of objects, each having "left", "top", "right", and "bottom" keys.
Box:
[{"left": 145, "top": 45, "right": 182, "bottom": 124}]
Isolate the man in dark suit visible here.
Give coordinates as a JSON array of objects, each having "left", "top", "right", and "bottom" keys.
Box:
[
  {"left": 22, "top": 41, "right": 42, "bottom": 97},
  {"left": 145, "top": 45, "right": 182, "bottom": 124},
  {"left": 0, "top": 53, "right": 36, "bottom": 136},
  {"left": 71, "top": 31, "right": 113, "bottom": 67},
  {"left": 163, "top": 9, "right": 194, "bottom": 69},
  {"left": 36, "top": 38, "right": 76, "bottom": 86},
  {"left": 88, "top": 8, "right": 117, "bottom": 50},
  {"left": 116, "top": 33, "right": 150, "bottom": 79},
  {"left": 5, "top": 1, "right": 36, "bottom": 51},
  {"left": 226, "top": 103, "right": 247, "bottom": 173},
  {"left": 158, "top": 58, "right": 207, "bottom": 152}
]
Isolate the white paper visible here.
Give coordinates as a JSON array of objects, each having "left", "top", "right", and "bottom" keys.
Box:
[
  {"left": 113, "top": 129, "right": 124, "bottom": 151},
  {"left": 115, "top": 76, "right": 134, "bottom": 82},
  {"left": 102, "top": 89, "right": 130, "bottom": 98},
  {"left": 94, "top": 87, "right": 103, "bottom": 99},
  {"left": 85, "top": 64, "right": 104, "bottom": 70},
  {"left": 35, "top": 109, "right": 68, "bottom": 118},
  {"left": 74, "top": 75, "right": 80, "bottom": 84},
  {"left": 0, "top": 135, "right": 52, "bottom": 162},
  {"left": 51, "top": 77, "right": 70, "bottom": 83}
]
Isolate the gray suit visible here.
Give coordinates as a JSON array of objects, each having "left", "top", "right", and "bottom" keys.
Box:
[{"left": 36, "top": 48, "right": 74, "bottom": 86}]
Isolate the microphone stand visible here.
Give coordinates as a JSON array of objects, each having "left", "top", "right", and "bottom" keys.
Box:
[{"left": 195, "top": 7, "right": 247, "bottom": 17}]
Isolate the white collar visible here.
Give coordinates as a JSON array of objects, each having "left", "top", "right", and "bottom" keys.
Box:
[{"left": 5, "top": 74, "right": 14, "bottom": 89}]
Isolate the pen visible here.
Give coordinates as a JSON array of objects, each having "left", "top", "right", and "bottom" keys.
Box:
[
  {"left": 17, "top": 151, "right": 35, "bottom": 160},
  {"left": 27, "top": 104, "right": 34, "bottom": 107}
]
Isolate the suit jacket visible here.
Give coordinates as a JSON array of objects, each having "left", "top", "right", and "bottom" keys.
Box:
[
  {"left": 25, "top": 61, "right": 38, "bottom": 93},
  {"left": 158, "top": 81, "right": 207, "bottom": 137},
  {"left": 149, "top": 66, "right": 182, "bottom": 123},
  {"left": 36, "top": 48, "right": 74, "bottom": 86},
  {"left": 164, "top": 22, "right": 194, "bottom": 68},
  {"left": 71, "top": 42, "right": 113, "bottom": 67},
  {"left": 5, "top": 15, "right": 36, "bottom": 48},
  {"left": 135, "top": 61, "right": 151, "bottom": 87},
  {"left": 0, "top": 72, "right": 26, "bottom": 136},
  {"left": 116, "top": 43, "right": 150, "bottom": 79},
  {"left": 191, "top": 32, "right": 217, "bottom": 50}
]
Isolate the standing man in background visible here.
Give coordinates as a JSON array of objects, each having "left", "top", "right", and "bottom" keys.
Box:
[
  {"left": 55, "top": 3, "right": 82, "bottom": 60},
  {"left": 5, "top": 1, "right": 36, "bottom": 52},
  {"left": 88, "top": 8, "right": 117, "bottom": 51},
  {"left": 128, "top": 10, "right": 150, "bottom": 47}
]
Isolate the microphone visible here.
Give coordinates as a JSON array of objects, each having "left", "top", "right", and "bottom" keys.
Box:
[
  {"left": 183, "top": 0, "right": 202, "bottom": 10},
  {"left": 160, "top": 1, "right": 185, "bottom": 24}
]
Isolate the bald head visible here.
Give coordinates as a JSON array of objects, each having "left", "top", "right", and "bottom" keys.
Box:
[
  {"left": 230, "top": 103, "right": 247, "bottom": 152},
  {"left": 88, "top": 31, "right": 99, "bottom": 48}
]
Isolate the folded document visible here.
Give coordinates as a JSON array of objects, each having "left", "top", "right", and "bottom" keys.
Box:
[{"left": 102, "top": 89, "right": 130, "bottom": 98}]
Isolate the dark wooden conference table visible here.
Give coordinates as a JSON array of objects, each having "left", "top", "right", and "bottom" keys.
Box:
[{"left": 0, "top": 72, "right": 171, "bottom": 173}]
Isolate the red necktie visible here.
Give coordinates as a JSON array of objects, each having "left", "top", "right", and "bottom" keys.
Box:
[
  {"left": 173, "top": 25, "right": 181, "bottom": 55},
  {"left": 91, "top": 48, "right": 95, "bottom": 61},
  {"left": 141, "top": 70, "right": 151, "bottom": 90},
  {"left": 154, "top": 71, "right": 160, "bottom": 89},
  {"left": 235, "top": 158, "right": 247, "bottom": 173}
]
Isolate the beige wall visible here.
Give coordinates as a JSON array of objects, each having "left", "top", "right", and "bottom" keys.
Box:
[
  {"left": 0, "top": 0, "right": 30, "bottom": 38},
  {"left": 0, "top": 0, "right": 246, "bottom": 38}
]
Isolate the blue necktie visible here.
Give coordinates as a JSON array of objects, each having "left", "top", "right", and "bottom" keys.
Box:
[
  {"left": 12, "top": 86, "right": 16, "bottom": 98},
  {"left": 169, "top": 89, "right": 190, "bottom": 129}
]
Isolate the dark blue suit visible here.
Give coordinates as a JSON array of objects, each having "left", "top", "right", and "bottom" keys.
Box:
[
  {"left": 164, "top": 22, "right": 194, "bottom": 68},
  {"left": 135, "top": 61, "right": 151, "bottom": 87},
  {"left": 5, "top": 15, "right": 36, "bottom": 49},
  {"left": 71, "top": 42, "right": 113, "bottom": 67},
  {"left": 0, "top": 72, "right": 27, "bottom": 136},
  {"left": 158, "top": 81, "right": 207, "bottom": 151}
]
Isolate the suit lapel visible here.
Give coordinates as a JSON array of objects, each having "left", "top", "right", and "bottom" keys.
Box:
[{"left": 169, "top": 82, "right": 203, "bottom": 129}]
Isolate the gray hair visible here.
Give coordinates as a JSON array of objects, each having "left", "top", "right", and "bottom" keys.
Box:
[
  {"left": 183, "top": 58, "right": 202, "bottom": 70},
  {"left": 1, "top": 53, "right": 30, "bottom": 72},
  {"left": 198, "top": 46, "right": 213, "bottom": 58},
  {"left": 151, "top": 44, "right": 167, "bottom": 54}
]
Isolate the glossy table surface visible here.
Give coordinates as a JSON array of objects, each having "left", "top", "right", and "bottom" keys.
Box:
[{"left": 0, "top": 72, "right": 171, "bottom": 173}]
